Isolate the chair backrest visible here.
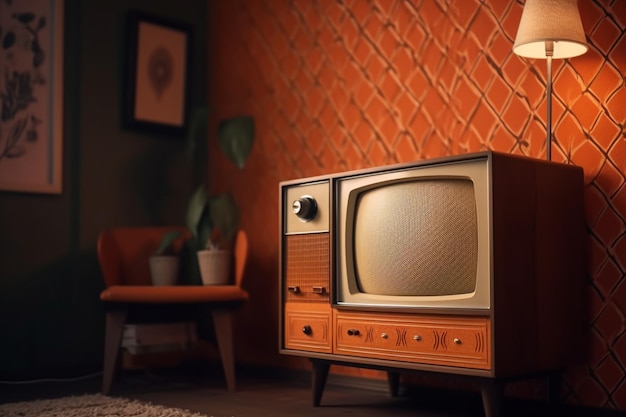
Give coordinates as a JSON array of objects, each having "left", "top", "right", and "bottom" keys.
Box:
[
  {"left": 233, "top": 229, "right": 248, "bottom": 288},
  {"left": 97, "top": 226, "right": 190, "bottom": 287},
  {"left": 98, "top": 227, "right": 248, "bottom": 288}
]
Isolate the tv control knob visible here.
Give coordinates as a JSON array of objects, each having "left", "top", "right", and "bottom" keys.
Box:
[{"left": 292, "top": 196, "right": 317, "bottom": 222}]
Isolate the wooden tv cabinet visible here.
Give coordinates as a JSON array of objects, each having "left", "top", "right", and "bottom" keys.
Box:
[
  {"left": 279, "top": 154, "right": 585, "bottom": 417},
  {"left": 280, "top": 271, "right": 583, "bottom": 417}
]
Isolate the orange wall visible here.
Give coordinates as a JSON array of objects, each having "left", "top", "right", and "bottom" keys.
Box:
[{"left": 207, "top": 0, "right": 626, "bottom": 411}]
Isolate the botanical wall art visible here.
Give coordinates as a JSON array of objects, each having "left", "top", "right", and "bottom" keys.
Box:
[
  {"left": 123, "top": 11, "right": 191, "bottom": 136},
  {"left": 0, "top": 0, "right": 63, "bottom": 194}
]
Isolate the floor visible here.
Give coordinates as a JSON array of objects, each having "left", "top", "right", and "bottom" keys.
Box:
[{"left": 0, "top": 363, "right": 620, "bottom": 417}]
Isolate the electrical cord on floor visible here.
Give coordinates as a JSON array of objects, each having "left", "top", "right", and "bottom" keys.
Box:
[{"left": 0, "top": 371, "right": 102, "bottom": 384}]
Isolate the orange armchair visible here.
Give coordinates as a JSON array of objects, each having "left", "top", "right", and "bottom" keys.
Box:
[{"left": 97, "top": 227, "right": 249, "bottom": 395}]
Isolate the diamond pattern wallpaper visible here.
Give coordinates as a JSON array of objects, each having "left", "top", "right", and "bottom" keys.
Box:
[{"left": 206, "top": 0, "right": 626, "bottom": 411}]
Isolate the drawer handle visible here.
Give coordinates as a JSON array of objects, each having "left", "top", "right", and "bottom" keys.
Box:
[
  {"left": 312, "top": 286, "right": 326, "bottom": 294},
  {"left": 287, "top": 286, "right": 300, "bottom": 293},
  {"left": 302, "top": 325, "right": 312, "bottom": 336},
  {"left": 413, "top": 335, "right": 422, "bottom": 342},
  {"left": 346, "top": 329, "right": 360, "bottom": 336},
  {"left": 381, "top": 333, "right": 389, "bottom": 339},
  {"left": 453, "top": 338, "right": 462, "bottom": 345}
]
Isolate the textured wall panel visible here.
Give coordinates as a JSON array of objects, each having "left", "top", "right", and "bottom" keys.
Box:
[{"left": 207, "top": 0, "right": 626, "bottom": 410}]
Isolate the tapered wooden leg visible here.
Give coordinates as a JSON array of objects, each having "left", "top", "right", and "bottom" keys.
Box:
[
  {"left": 102, "top": 309, "right": 128, "bottom": 395},
  {"left": 211, "top": 308, "right": 236, "bottom": 392},
  {"left": 547, "top": 373, "right": 561, "bottom": 405},
  {"left": 480, "top": 379, "right": 504, "bottom": 417},
  {"left": 311, "top": 359, "right": 331, "bottom": 407},
  {"left": 387, "top": 371, "right": 400, "bottom": 397}
]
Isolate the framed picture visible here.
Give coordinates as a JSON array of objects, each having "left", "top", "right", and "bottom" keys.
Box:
[
  {"left": 123, "top": 11, "right": 191, "bottom": 136},
  {"left": 0, "top": 0, "right": 64, "bottom": 194}
]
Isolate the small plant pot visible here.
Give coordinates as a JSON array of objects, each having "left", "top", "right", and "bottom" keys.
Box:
[
  {"left": 197, "top": 250, "right": 231, "bottom": 285},
  {"left": 149, "top": 256, "right": 180, "bottom": 286}
]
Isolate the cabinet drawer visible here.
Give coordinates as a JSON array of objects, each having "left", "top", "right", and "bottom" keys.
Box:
[
  {"left": 284, "top": 303, "right": 332, "bottom": 353},
  {"left": 334, "top": 312, "right": 491, "bottom": 370}
]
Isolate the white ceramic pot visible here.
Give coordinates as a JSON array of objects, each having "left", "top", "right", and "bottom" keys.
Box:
[
  {"left": 149, "top": 256, "right": 180, "bottom": 286},
  {"left": 197, "top": 250, "right": 231, "bottom": 285}
]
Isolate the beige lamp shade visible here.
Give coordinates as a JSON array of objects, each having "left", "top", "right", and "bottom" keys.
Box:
[{"left": 513, "top": 0, "right": 588, "bottom": 59}]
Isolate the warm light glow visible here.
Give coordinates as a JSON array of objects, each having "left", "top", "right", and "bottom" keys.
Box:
[{"left": 513, "top": 0, "right": 588, "bottom": 59}]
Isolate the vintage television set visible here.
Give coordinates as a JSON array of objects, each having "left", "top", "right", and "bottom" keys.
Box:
[{"left": 279, "top": 151, "right": 585, "bottom": 416}]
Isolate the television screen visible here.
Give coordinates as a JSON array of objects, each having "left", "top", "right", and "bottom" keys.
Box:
[
  {"left": 335, "top": 156, "right": 491, "bottom": 310},
  {"left": 349, "top": 179, "right": 478, "bottom": 297}
]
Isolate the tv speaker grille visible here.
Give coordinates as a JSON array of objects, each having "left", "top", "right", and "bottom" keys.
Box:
[{"left": 285, "top": 233, "right": 330, "bottom": 302}]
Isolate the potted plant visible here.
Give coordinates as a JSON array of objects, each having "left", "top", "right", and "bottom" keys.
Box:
[
  {"left": 196, "top": 229, "right": 232, "bottom": 285},
  {"left": 182, "top": 109, "right": 254, "bottom": 285},
  {"left": 149, "top": 230, "right": 183, "bottom": 286}
]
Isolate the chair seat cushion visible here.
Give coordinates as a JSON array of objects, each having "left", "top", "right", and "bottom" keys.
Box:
[{"left": 101, "top": 285, "right": 249, "bottom": 304}]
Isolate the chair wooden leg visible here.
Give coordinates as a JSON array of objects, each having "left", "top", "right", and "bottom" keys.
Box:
[
  {"left": 102, "top": 308, "right": 128, "bottom": 395},
  {"left": 211, "top": 308, "right": 236, "bottom": 392}
]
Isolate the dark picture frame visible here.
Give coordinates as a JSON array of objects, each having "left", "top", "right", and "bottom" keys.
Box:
[{"left": 123, "top": 11, "right": 192, "bottom": 135}]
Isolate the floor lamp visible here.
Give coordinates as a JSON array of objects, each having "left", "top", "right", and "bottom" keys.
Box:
[{"left": 513, "top": 0, "right": 588, "bottom": 161}]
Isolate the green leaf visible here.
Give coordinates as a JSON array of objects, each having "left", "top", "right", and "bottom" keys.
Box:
[
  {"left": 218, "top": 116, "right": 254, "bottom": 169},
  {"left": 155, "top": 230, "right": 182, "bottom": 255},
  {"left": 185, "top": 185, "right": 208, "bottom": 241},
  {"left": 208, "top": 193, "right": 240, "bottom": 244},
  {"left": 197, "top": 208, "right": 214, "bottom": 250}
]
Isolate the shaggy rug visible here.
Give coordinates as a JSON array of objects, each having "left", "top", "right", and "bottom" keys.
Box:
[{"left": 0, "top": 394, "right": 205, "bottom": 417}]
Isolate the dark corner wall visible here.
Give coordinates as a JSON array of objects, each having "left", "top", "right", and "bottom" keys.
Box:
[{"left": 0, "top": 0, "right": 207, "bottom": 379}]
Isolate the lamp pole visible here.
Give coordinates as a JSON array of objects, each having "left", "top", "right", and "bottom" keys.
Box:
[{"left": 545, "top": 41, "right": 554, "bottom": 161}]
